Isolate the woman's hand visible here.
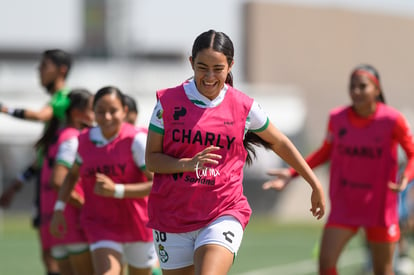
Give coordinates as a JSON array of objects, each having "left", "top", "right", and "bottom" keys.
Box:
[
  {"left": 262, "top": 168, "right": 325, "bottom": 220},
  {"left": 262, "top": 168, "right": 292, "bottom": 191},
  {"left": 310, "top": 185, "right": 325, "bottom": 220},
  {"left": 189, "top": 146, "right": 222, "bottom": 171},
  {"left": 94, "top": 173, "right": 116, "bottom": 197},
  {"left": 68, "top": 191, "right": 84, "bottom": 208},
  {"left": 49, "top": 211, "right": 67, "bottom": 238},
  {"left": 388, "top": 176, "right": 409, "bottom": 193}
]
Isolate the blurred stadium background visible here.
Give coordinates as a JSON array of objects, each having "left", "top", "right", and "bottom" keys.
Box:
[{"left": 1, "top": 0, "right": 414, "bottom": 274}]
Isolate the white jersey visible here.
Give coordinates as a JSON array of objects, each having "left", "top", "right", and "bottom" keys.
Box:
[{"left": 56, "top": 137, "right": 78, "bottom": 168}]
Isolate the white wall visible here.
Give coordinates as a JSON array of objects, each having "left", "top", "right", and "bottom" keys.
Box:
[{"left": 0, "top": 0, "right": 83, "bottom": 51}]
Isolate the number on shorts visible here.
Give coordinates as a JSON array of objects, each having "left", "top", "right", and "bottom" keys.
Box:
[{"left": 155, "top": 230, "right": 167, "bottom": 242}]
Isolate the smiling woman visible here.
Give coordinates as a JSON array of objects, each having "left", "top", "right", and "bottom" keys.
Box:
[
  {"left": 145, "top": 29, "right": 326, "bottom": 275},
  {"left": 190, "top": 47, "right": 233, "bottom": 100},
  {"left": 49, "top": 86, "right": 158, "bottom": 275}
]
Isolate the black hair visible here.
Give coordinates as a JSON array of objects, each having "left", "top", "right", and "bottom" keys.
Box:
[
  {"left": 65, "top": 89, "right": 93, "bottom": 118},
  {"left": 244, "top": 132, "right": 272, "bottom": 165},
  {"left": 42, "top": 49, "right": 72, "bottom": 78},
  {"left": 35, "top": 88, "right": 92, "bottom": 153},
  {"left": 351, "top": 64, "right": 385, "bottom": 103},
  {"left": 192, "top": 29, "right": 271, "bottom": 165},
  {"left": 191, "top": 29, "right": 234, "bottom": 86},
  {"left": 124, "top": 94, "right": 138, "bottom": 114},
  {"left": 93, "top": 86, "right": 125, "bottom": 108}
]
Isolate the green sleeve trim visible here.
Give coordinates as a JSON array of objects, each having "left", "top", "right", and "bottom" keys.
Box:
[
  {"left": 53, "top": 255, "right": 69, "bottom": 260},
  {"left": 190, "top": 99, "right": 207, "bottom": 106},
  {"left": 251, "top": 117, "right": 269, "bottom": 132},
  {"left": 69, "top": 247, "right": 90, "bottom": 256},
  {"left": 149, "top": 124, "right": 164, "bottom": 135},
  {"left": 56, "top": 159, "right": 72, "bottom": 169},
  {"left": 140, "top": 164, "right": 146, "bottom": 170}
]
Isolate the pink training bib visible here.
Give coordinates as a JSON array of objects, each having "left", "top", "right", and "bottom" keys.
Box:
[
  {"left": 78, "top": 123, "right": 152, "bottom": 243},
  {"left": 148, "top": 83, "right": 254, "bottom": 233},
  {"left": 328, "top": 103, "right": 400, "bottom": 227}
]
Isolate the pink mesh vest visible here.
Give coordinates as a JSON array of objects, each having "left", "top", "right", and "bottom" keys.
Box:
[
  {"left": 40, "top": 127, "right": 87, "bottom": 249},
  {"left": 78, "top": 123, "right": 152, "bottom": 243},
  {"left": 147, "top": 84, "right": 254, "bottom": 233},
  {"left": 328, "top": 103, "right": 399, "bottom": 227}
]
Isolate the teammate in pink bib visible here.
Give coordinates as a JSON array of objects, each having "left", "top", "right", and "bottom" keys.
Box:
[
  {"left": 50, "top": 86, "right": 156, "bottom": 275},
  {"left": 267, "top": 64, "right": 414, "bottom": 275},
  {"left": 41, "top": 128, "right": 84, "bottom": 248},
  {"left": 146, "top": 29, "right": 326, "bottom": 275},
  {"left": 40, "top": 89, "right": 94, "bottom": 275},
  {"left": 0, "top": 49, "right": 73, "bottom": 275}
]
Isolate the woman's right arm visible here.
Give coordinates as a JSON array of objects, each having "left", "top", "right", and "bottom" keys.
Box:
[
  {"left": 57, "top": 163, "right": 81, "bottom": 202},
  {"left": 145, "top": 130, "right": 221, "bottom": 174},
  {"left": 49, "top": 163, "right": 80, "bottom": 238},
  {"left": 1, "top": 103, "right": 53, "bottom": 122}
]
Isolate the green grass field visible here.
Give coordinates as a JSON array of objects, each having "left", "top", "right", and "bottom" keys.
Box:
[
  {"left": 230, "top": 217, "right": 366, "bottom": 275},
  {"left": 0, "top": 213, "right": 44, "bottom": 274},
  {"left": 0, "top": 213, "right": 366, "bottom": 275}
]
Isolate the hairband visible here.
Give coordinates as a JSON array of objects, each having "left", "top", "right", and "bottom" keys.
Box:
[{"left": 352, "top": 69, "right": 380, "bottom": 88}]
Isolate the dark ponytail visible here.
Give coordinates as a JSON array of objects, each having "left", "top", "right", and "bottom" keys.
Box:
[
  {"left": 35, "top": 88, "right": 92, "bottom": 153},
  {"left": 35, "top": 116, "right": 60, "bottom": 153},
  {"left": 243, "top": 132, "right": 272, "bottom": 165}
]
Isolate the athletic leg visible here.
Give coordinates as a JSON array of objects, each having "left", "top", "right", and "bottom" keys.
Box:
[
  {"left": 193, "top": 216, "right": 243, "bottom": 275},
  {"left": 319, "top": 225, "right": 356, "bottom": 274},
  {"left": 91, "top": 247, "right": 123, "bottom": 275},
  {"left": 365, "top": 225, "right": 399, "bottom": 275},
  {"left": 38, "top": 230, "right": 60, "bottom": 274},
  {"left": 161, "top": 265, "right": 194, "bottom": 275},
  {"left": 69, "top": 250, "right": 94, "bottom": 275},
  {"left": 369, "top": 242, "right": 396, "bottom": 275},
  {"left": 42, "top": 249, "right": 60, "bottom": 274},
  {"left": 194, "top": 243, "right": 233, "bottom": 275},
  {"left": 57, "top": 258, "right": 74, "bottom": 275},
  {"left": 128, "top": 265, "right": 152, "bottom": 275}
]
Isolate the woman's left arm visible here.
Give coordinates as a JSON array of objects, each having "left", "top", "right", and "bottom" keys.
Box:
[
  {"left": 389, "top": 114, "right": 414, "bottom": 192},
  {"left": 256, "top": 122, "right": 325, "bottom": 219}
]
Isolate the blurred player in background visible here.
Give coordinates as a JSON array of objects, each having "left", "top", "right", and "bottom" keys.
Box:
[
  {"left": 0, "top": 49, "right": 72, "bottom": 275},
  {"left": 123, "top": 93, "right": 162, "bottom": 275},
  {"left": 40, "top": 88, "right": 95, "bottom": 275},
  {"left": 50, "top": 86, "right": 157, "bottom": 275},
  {"left": 124, "top": 94, "right": 139, "bottom": 126},
  {"left": 265, "top": 64, "right": 414, "bottom": 275}
]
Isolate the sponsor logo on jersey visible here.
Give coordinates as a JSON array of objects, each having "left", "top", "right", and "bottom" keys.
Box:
[
  {"left": 172, "top": 129, "right": 235, "bottom": 150},
  {"left": 173, "top": 106, "right": 187, "bottom": 120},
  {"left": 85, "top": 164, "right": 126, "bottom": 177},
  {"left": 337, "top": 144, "right": 383, "bottom": 159}
]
